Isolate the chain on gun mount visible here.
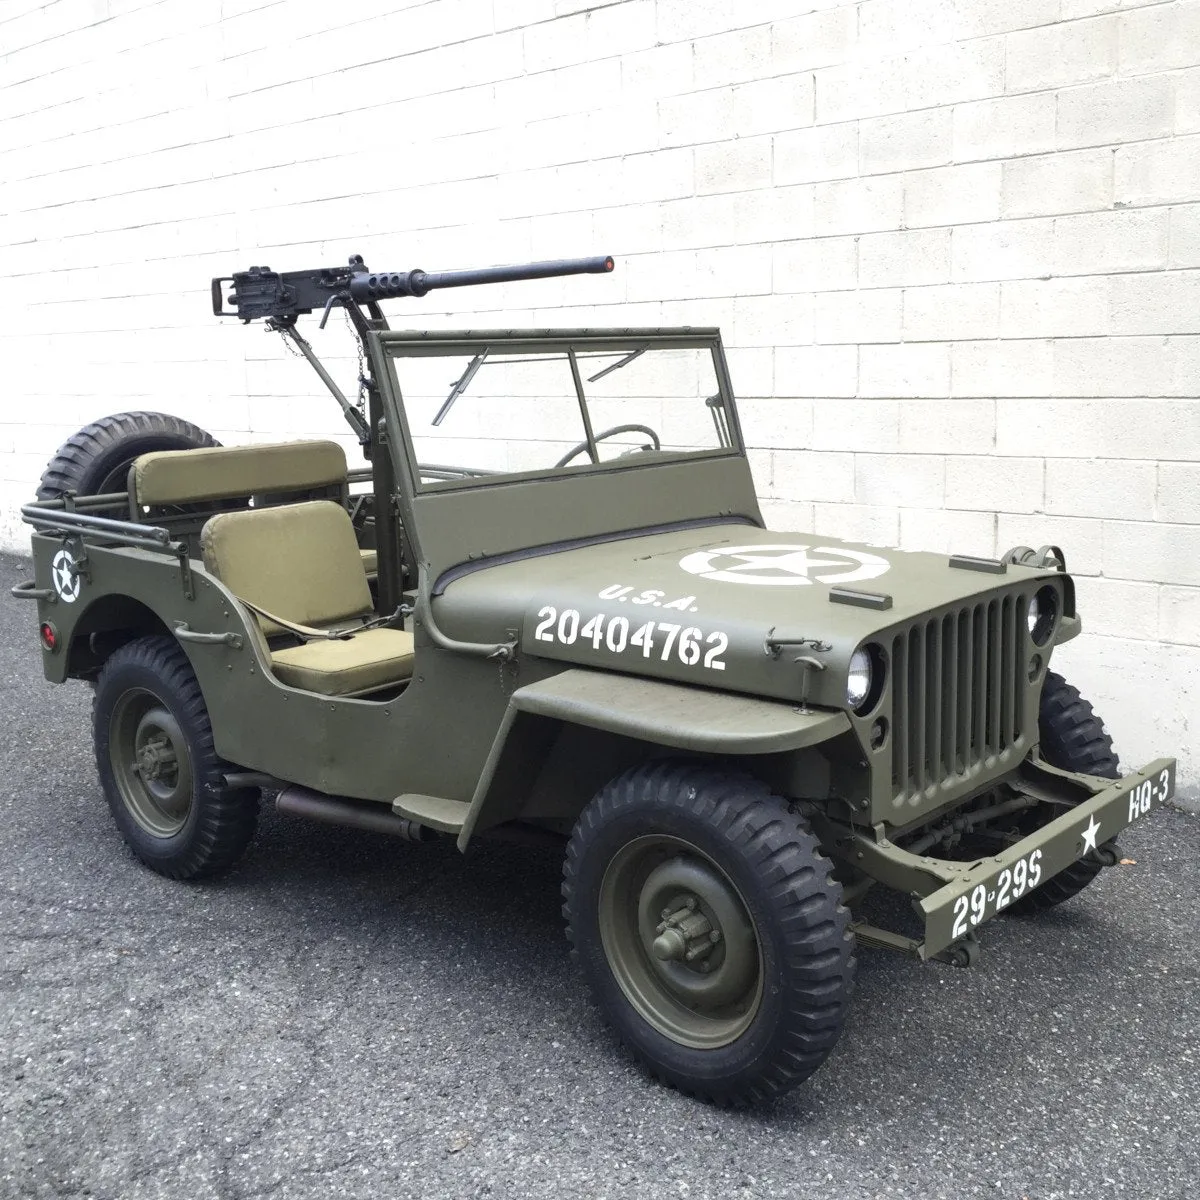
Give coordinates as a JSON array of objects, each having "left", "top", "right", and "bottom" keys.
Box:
[{"left": 211, "top": 253, "right": 615, "bottom": 443}]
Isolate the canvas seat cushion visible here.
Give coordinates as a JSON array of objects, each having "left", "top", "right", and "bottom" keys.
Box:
[
  {"left": 133, "top": 440, "right": 347, "bottom": 507},
  {"left": 202, "top": 499, "right": 414, "bottom": 696},
  {"left": 269, "top": 629, "right": 416, "bottom": 696},
  {"left": 201, "top": 500, "right": 373, "bottom": 636}
]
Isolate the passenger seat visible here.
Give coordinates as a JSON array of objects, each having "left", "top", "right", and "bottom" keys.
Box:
[{"left": 200, "top": 500, "right": 414, "bottom": 697}]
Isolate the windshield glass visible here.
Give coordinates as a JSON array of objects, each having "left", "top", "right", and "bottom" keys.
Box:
[{"left": 387, "top": 336, "right": 736, "bottom": 489}]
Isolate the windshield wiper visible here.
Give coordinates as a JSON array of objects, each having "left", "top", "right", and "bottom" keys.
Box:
[
  {"left": 586, "top": 346, "right": 646, "bottom": 383},
  {"left": 433, "top": 348, "right": 489, "bottom": 427},
  {"left": 706, "top": 392, "right": 732, "bottom": 446}
]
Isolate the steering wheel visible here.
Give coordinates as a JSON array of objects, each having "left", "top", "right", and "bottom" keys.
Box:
[{"left": 554, "top": 424, "right": 662, "bottom": 469}]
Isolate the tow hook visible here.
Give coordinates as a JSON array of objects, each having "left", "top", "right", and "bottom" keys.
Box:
[{"left": 1093, "top": 839, "right": 1124, "bottom": 867}]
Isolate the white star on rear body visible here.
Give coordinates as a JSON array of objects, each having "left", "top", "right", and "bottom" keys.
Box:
[
  {"left": 719, "top": 549, "right": 847, "bottom": 578},
  {"left": 50, "top": 549, "right": 81, "bottom": 602},
  {"left": 1080, "top": 815, "right": 1101, "bottom": 854}
]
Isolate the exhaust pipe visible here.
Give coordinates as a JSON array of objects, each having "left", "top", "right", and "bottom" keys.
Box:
[{"left": 275, "top": 785, "right": 427, "bottom": 842}]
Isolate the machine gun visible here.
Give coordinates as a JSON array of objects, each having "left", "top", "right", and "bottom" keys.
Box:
[
  {"left": 212, "top": 253, "right": 615, "bottom": 327},
  {"left": 209, "top": 252, "right": 615, "bottom": 446}
]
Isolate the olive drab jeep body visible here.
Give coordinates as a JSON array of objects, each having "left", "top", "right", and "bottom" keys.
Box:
[{"left": 16, "top": 253, "right": 1177, "bottom": 1105}]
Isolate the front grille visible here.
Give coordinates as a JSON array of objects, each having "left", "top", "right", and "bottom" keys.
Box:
[{"left": 891, "top": 594, "right": 1028, "bottom": 804}]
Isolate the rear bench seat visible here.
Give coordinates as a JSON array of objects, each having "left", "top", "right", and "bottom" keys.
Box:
[
  {"left": 130, "top": 439, "right": 347, "bottom": 508},
  {"left": 129, "top": 439, "right": 378, "bottom": 577}
]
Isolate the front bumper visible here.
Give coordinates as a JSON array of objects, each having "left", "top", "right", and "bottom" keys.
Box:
[
  {"left": 920, "top": 757, "right": 1176, "bottom": 958},
  {"left": 829, "top": 756, "right": 1176, "bottom": 962}
]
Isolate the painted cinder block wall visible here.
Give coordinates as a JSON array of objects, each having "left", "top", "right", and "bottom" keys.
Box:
[{"left": 2, "top": 0, "right": 1198, "bottom": 803}]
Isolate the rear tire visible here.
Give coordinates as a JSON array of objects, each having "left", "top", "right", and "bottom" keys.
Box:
[
  {"left": 38, "top": 411, "right": 218, "bottom": 506},
  {"left": 1010, "top": 671, "right": 1119, "bottom": 914},
  {"left": 93, "top": 636, "right": 258, "bottom": 879},
  {"left": 563, "top": 762, "right": 855, "bottom": 1105}
]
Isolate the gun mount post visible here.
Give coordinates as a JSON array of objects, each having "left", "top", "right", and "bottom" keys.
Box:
[{"left": 269, "top": 321, "right": 370, "bottom": 444}]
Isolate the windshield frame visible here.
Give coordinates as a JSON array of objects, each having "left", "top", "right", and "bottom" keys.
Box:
[{"left": 379, "top": 328, "right": 745, "bottom": 495}]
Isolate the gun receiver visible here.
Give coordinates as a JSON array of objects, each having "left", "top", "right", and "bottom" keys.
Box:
[{"left": 212, "top": 253, "right": 615, "bottom": 324}]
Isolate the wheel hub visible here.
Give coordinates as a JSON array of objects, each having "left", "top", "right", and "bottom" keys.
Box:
[
  {"left": 652, "top": 895, "right": 722, "bottom": 969},
  {"left": 598, "top": 836, "right": 763, "bottom": 1049},
  {"left": 135, "top": 735, "right": 177, "bottom": 783},
  {"left": 110, "top": 691, "right": 194, "bottom": 838}
]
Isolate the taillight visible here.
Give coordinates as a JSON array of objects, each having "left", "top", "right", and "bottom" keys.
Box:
[{"left": 40, "top": 622, "right": 58, "bottom": 652}]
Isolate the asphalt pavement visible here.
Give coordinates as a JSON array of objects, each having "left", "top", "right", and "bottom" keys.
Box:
[{"left": 1, "top": 551, "right": 1197, "bottom": 1200}]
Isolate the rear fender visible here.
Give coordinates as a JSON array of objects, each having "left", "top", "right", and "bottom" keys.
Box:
[
  {"left": 457, "top": 669, "right": 850, "bottom": 848},
  {"left": 63, "top": 594, "right": 174, "bottom": 679}
]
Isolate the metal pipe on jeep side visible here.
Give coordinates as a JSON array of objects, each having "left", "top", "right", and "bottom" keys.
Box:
[{"left": 275, "top": 785, "right": 427, "bottom": 842}]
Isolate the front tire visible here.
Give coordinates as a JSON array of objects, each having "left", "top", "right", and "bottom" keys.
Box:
[
  {"left": 93, "top": 636, "right": 258, "bottom": 879},
  {"left": 1010, "top": 671, "right": 1119, "bottom": 914},
  {"left": 562, "top": 762, "right": 855, "bottom": 1105}
]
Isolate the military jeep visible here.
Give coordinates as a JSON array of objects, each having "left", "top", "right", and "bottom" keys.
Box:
[{"left": 16, "top": 253, "right": 1176, "bottom": 1105}]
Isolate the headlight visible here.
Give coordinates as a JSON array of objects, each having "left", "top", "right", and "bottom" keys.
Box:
[
  {"left": 847, "top": 647, "right": 874, "bottom": 712},
  {"left": 1027, "top": 585, "right": 1058, "bottom": 646}
]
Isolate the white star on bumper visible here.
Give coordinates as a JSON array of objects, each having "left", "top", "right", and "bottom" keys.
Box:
[{"left": 1080, "top": 814, "right": 1101, "bottom": 854}]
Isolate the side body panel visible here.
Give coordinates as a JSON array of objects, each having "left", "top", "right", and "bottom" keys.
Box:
[{"left": 29, "top": 536, "right": 523, "bottom": 803}]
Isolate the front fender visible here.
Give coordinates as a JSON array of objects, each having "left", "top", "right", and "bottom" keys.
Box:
[
  {"left": 457, "top": 668, "right": 849, "bottom": 848},
  {"left": 510, "top": 669, "right": 848, "bottom": 754}
]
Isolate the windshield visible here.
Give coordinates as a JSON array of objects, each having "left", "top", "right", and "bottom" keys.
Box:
[{"left": 386, "top": 334, "right": 738, "bottom": 489}]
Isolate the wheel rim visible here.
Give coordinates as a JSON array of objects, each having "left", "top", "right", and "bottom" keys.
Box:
[
  {"left": 96, "top": 457, "right": 139, "bottom": 496},
  {"left": 84, "top": 456, "right": 146, "bottom": 516},
  {"left": 109, "top": 688, "right": 194, "bottom": 837},
  {"left": 598, "top": 834, "right": 763, "bottom": 1049}
]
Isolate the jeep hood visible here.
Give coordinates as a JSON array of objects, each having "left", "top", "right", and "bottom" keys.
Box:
[{"left": 433, "top": 522, "right": 1059, "bottom": 706}]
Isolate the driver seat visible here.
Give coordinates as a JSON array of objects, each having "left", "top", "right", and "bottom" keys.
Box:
[{"left": 200, "top": 500, "right": 415, "bottom": 697}]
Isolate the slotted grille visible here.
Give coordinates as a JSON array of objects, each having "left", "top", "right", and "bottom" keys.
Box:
[{"left": 891, "top": 594, "right": 1027, "bottom": 804}]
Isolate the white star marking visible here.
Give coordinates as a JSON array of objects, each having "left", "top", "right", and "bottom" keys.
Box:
[
  {"left": 50, "top": 549, "right": 81, "bottom": 603},
  {"left": 720, "top": 549, "right": 847, "bottom": 577},
  {"left": 678, "top": 543, "right": 892, "bottom": 587},
  {"left": 1080, "top": 814, "right": 1101, "bottom": 854}
]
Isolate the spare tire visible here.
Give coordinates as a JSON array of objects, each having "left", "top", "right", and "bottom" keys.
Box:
[{"left": 38, "top": 411, "right": 219, "bottom": 503}]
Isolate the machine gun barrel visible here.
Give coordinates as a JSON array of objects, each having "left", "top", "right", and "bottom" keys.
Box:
[
  {"left": 213, "top": 254, "right": 615, "bottom": 323},
  {"left": 349, "top": 255, "right": 614, "bottom": 303}
]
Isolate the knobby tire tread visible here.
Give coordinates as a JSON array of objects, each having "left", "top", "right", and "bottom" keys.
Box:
[
  {"left": 38, "top": 411, "right": 219, "bottom": 500},
  {"left": 1012, "top": 671, "right": 1119, "bottom": 914},
  {"left": 562, "top": 761, "right": 855, "bottom": 1107},
  {"left": 93, "top": 636, "right": 257, "bottom": 880}
]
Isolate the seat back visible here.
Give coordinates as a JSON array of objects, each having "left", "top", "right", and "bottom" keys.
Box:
[
  {"left": 201, "top": 500, "right": 372, "bottom": 636},
  {"left": 131, "top": 440, "right": 347, "bottom": 508}
]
